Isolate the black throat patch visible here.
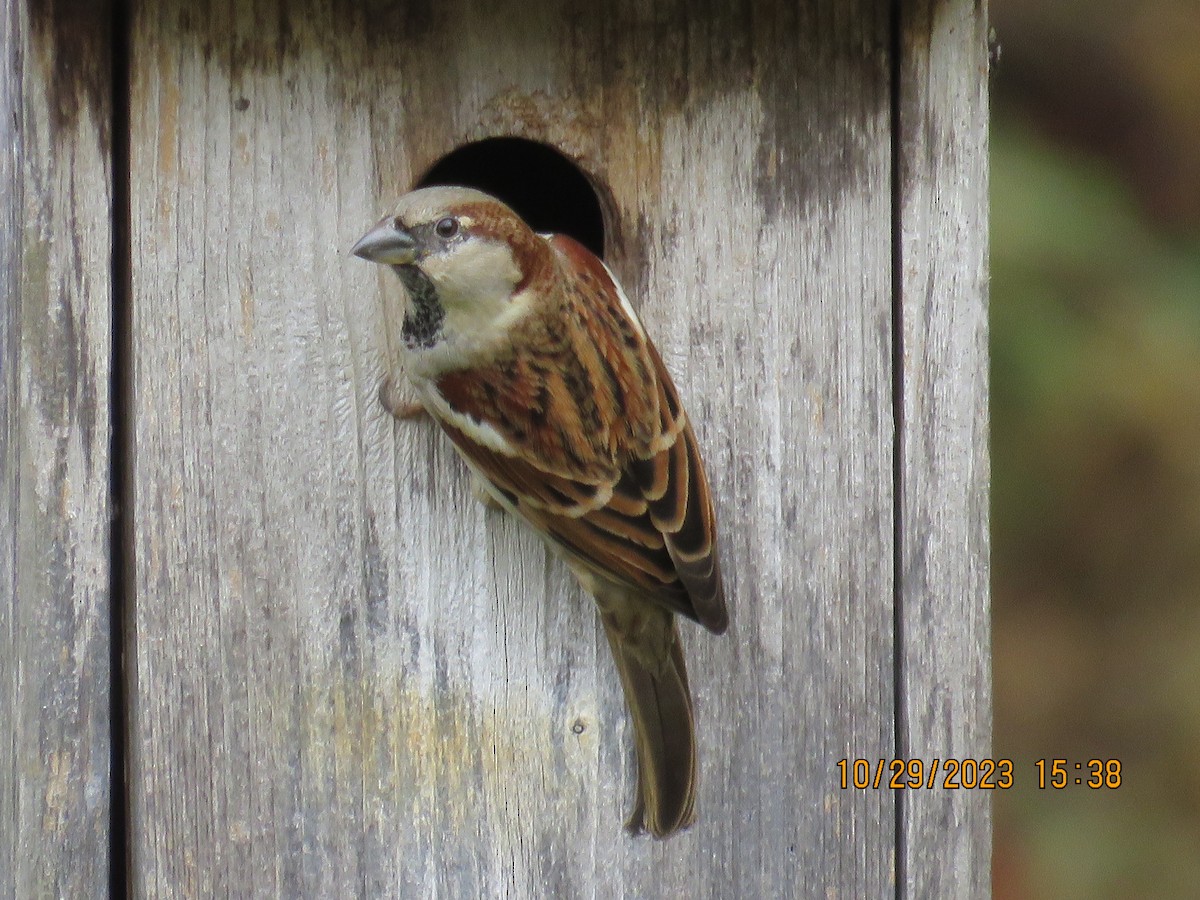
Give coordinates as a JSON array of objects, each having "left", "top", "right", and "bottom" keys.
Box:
[{"left": 395, "top": 265, "right": 445, "bottom": 349}]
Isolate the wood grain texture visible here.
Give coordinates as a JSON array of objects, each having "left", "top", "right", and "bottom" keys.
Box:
[
  {"left": 0, "top": 1, "right": 114, "bottom": 897},
  {"left": 896, "top": 0, "right": 992, "bottom": 895},
  {"left": 124, "top": 0, "right": 985, "bottom": 895}
]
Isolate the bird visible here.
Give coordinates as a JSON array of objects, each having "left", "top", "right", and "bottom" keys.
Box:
[{"left": 351, "top": 186, "right": 727, "bottom": 838}]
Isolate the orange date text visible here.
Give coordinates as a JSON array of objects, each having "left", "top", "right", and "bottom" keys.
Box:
[{"left": 836, "top": 758, "right": 1015, "bottom": 790}]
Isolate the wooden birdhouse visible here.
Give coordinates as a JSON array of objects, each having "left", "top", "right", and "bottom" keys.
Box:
[{"left": 4, "top": 0, "right": 990, "bottom": 895}]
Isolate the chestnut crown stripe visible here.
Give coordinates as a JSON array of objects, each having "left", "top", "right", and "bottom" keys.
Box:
[{"left": 452, "top": 201, "right": 555, "bottom": 294}]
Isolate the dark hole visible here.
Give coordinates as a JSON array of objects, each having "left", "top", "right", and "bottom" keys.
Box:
[{"left": 416, "top": 138, "right": 606, "bottom": 258}]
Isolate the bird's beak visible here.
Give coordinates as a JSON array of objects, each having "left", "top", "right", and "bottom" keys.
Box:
[{"left": 351, "top": 219, "right": 418, "bottom": 265}]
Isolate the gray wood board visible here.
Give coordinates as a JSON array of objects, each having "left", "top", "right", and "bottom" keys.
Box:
[
  {"left": 897, "top": 0, "right": 993, "bottom": 895},
  {"left": 0, "top": 1, "right": 114, "bottom": 897},
  {"left": 124, "top": 0, "right": 985, "bottom": 895}
]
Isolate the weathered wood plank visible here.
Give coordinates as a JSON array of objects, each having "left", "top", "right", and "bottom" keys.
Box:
[
  {"left": 127, "top": 0, "right": 909, "bottom": 895},
  {"left": 0, "top": 1, "right": 114, "bottom": 897},
  {"left": 896, "top": 0, "right": 992, "bottom": 894}
]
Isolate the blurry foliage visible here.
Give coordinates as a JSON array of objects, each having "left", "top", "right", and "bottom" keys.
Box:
[
  {"left": 995, "top": 0, "right": 1200, "bottom": 229},
  {"left": 992, "top": 116, "right": 1200, "bottom": 900},
  {"left": 990, "top": 3, "right": 1200, "bottom": 896},
  {"left": 992, "top": 120, "right": 1200, "bottom": 607}
]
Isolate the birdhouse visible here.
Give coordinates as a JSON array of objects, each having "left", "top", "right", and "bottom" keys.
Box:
[{"left": 4, "top": 0, "right": 990, "bottom": 895}]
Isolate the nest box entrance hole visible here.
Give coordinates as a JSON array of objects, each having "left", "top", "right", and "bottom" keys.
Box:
[{"left": 416, "top": 138, "right": 606, "bottom": 258}]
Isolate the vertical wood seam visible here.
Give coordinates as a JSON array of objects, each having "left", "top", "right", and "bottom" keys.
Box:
[
  {"left": 889, "top": 2, "right": 909, "bottom": 898},
  {"left": 109, "top": 1, "right": 133, "bottom": 895}
]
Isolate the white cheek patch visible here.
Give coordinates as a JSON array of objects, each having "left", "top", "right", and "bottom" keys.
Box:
[{"left": 423, "top": 240, "right": 521, "bottom": 324}]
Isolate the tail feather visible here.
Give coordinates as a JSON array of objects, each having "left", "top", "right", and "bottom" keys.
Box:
[{"left": 598, "top": 599, "right": 697, "bottom": 838}]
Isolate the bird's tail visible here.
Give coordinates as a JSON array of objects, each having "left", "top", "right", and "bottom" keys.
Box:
[{"left": 597, "top": 596, "right": 697, "bottom": 838}]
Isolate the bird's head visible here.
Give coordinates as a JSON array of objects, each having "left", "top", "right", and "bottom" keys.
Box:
[{"left": 352, "top": 186, "right": 553, "bottom": 361}]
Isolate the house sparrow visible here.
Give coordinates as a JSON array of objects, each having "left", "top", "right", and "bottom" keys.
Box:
[{"left": 352, "top": 186, "right": 727, "bottom": 838}]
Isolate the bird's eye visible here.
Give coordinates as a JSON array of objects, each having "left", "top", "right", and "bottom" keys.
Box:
[{"left": 435, "top": 217, "right": 459, "bottom": 239}]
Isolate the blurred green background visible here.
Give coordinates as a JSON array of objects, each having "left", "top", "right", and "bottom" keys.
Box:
[{"left": 990, "top": 2, "right": 1200, "bottom": 897}]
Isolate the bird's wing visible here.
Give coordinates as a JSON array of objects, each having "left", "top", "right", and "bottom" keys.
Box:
[
  {"left": 428, "top": 234, "right": 727, "bottom": 634},
  {"left": 438, "top": 412, "right": 725, "bottom": 633}
]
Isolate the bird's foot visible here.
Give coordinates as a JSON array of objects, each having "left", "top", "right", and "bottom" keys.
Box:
[{"left": 379, "top": 375, "right": 426, "bottom": 421}]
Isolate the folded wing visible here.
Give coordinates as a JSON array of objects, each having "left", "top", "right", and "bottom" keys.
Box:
[{"left": 431, "top": 234, "right": 727, "bottom": 635}]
